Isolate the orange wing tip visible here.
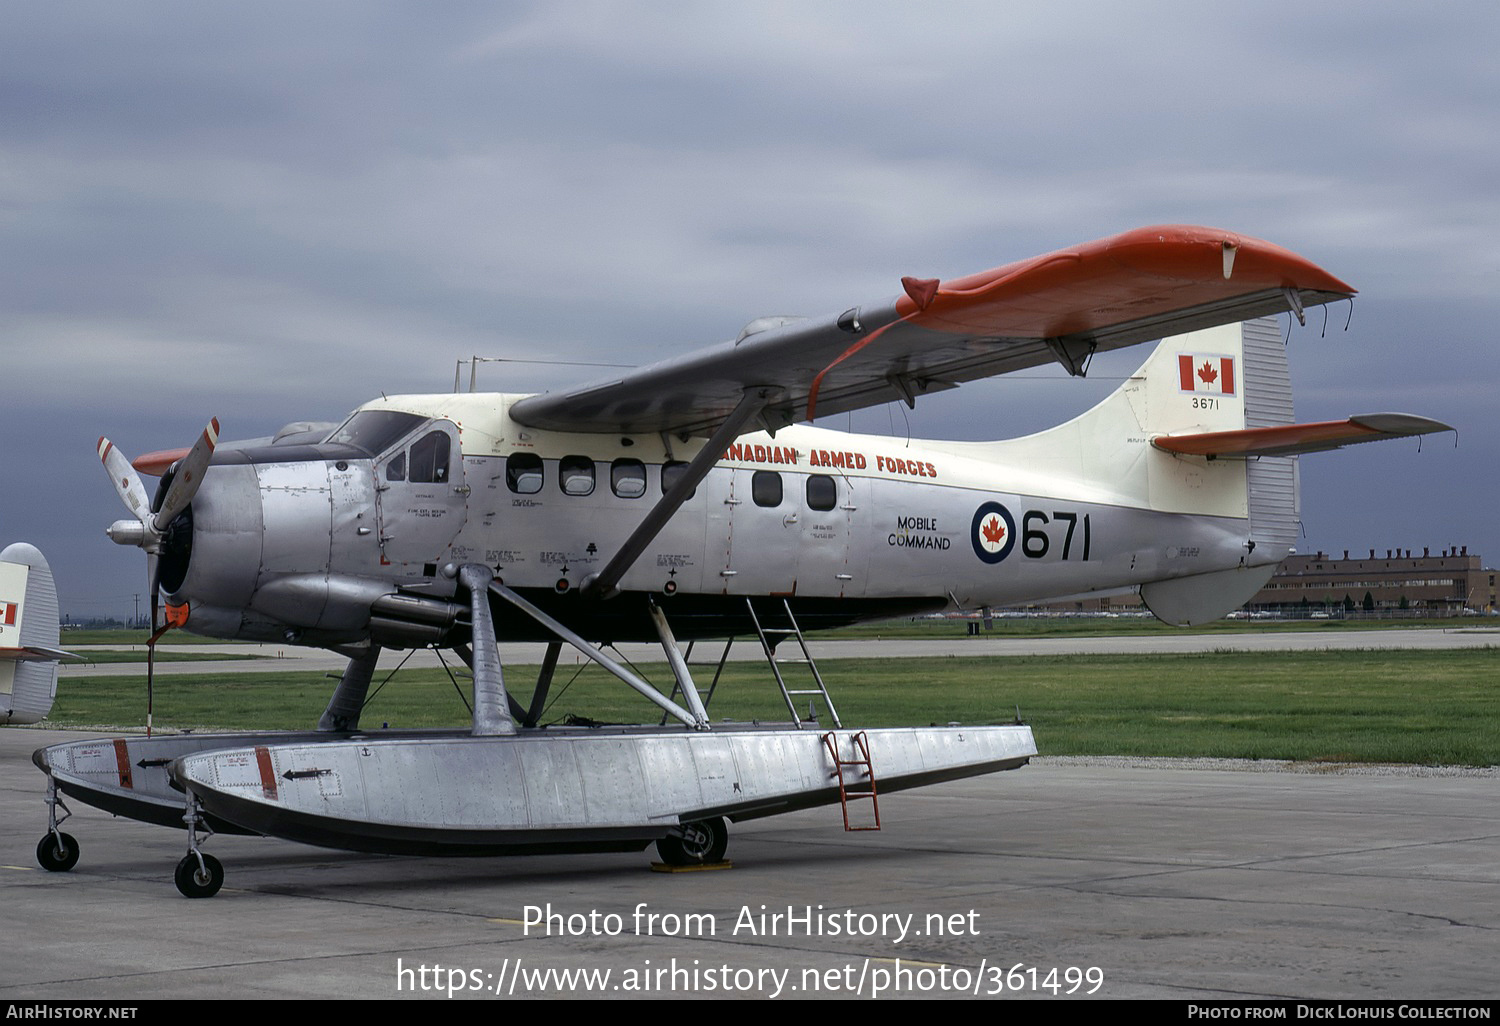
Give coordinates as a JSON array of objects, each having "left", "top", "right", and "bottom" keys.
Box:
[
  {"left": 133, "top": 448, "right": 190, "bottom": 476},
  {"left": 894, "top": 224, "right": 1356, "bottom": 331},
  {"left": 1153, "top": 415, "right": 1453, "bottom": 458},
  {"left": 1102, "top": 225, "right": 1354, "bottom": 295}
]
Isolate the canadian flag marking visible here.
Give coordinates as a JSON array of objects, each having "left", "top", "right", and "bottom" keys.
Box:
[{"left": 1177, "top": 353, "right": 1236, "bottom": 396}]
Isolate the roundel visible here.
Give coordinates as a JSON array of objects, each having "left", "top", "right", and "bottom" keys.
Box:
[{"left": 971, "top": 502, "right": 1016, "bottom": 564}]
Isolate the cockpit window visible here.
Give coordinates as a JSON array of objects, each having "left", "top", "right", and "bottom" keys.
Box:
[
  {"left": 408, "top": 431, "right": 450, "bottom": 483},
  {"left": 325, "top": 410, "right": 426, "bottom": 456}
]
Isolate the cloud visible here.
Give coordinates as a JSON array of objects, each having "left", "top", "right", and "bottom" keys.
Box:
[{"left": 3, "top": 1, "right": 1495, "bottom": 617}]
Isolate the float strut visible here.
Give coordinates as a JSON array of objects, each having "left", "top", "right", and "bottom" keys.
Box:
[
  {"left": 318, "top": 645, "right": 382, "bottom": 731},
  {"left": 458, "top": 564, "right": 517, "bottom": 736}
]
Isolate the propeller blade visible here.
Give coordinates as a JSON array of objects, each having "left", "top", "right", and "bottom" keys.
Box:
[
  {"left": 152, "top": 418, "right": 219, "bottom": 531},
  {"left": 133, "top": 448, "right": 190, "bottom": 477},
  {"left": 146, "top": 552, "right": 160, "bottom": 630},
  {"left": 97, "top": 437, "right": 152, "bottom": 522}
]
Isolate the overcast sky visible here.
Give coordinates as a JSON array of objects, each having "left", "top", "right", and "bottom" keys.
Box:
[{"left": 2, "top": 1, "right": 1495, "bottom": 622}]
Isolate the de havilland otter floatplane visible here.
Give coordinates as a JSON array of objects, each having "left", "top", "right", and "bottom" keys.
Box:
[{"left": 32, "top": 224, "right": 1450, "bottom": 896}]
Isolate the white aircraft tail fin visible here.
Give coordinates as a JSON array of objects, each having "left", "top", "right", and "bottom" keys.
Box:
[
  {"left": 1139, "top": 315, "right": 1300, "bottom": 556},
  {"left": 1, "top": 543, "right": 72, "bottom": 725},
  {"left": 987, "top": 316, "right": 1293, "bottom": 527},
  {"left": 979, "top": 318, "right": 1295, "bottom": 624},
  {"left": 932, "top": 318, "right": 1301, "bottom": 624},
  {"left": 1128, "top": 319, "right": 1298, "bottom": 623},
  {"left": 1100, "top": 317, "right": 1303, "bottom": 624},
  {"left": 1118, "top": 319, "right": 1444, "bottom": 624}
]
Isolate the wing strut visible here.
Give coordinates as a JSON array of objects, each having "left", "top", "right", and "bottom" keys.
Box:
[
  {"left": 647, "top": 597, "right": 710, "bottom": 725},
  {"left": 581, "top": 386, "right": 780, "bottom": 599}
]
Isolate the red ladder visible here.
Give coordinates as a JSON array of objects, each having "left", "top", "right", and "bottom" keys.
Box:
[{"left": 821, "top": 731, "right": 881, "bottom": 831}]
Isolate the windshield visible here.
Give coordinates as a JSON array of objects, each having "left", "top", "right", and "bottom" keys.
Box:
[{"left": 323, "top": 410, "right": 426, "bottom": 456}]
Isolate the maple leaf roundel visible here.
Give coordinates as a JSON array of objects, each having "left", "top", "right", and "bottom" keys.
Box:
[{"left": 970, "top": 502, "right": 1016, "bottom": 564}]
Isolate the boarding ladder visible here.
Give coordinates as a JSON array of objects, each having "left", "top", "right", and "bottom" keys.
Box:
[
  {"left": 821, "top": 730, "right": 881, "bottom": 831},
  {"left": 658, "top": 598, "right": 842, "bottom": 728},
  {"left": 747, "top": 598, "right": 841, "bottom": 728}
]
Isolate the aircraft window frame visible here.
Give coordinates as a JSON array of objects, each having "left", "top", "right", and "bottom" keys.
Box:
[
  {"left": 752, "top": 470, "right": 782, "bottom": 508},
  {"left": 806, "top": 474, "right": 837, "bottom": 511},
  {"left": 408, "top": 430, "right": 450, "bottom": 484},
  {"left": 611, "top": 458, "right": 647, "bottom": 499},
  {"left": 506, "top": 453, "right": 544, "bottom": 494},
  {"left": 661, "top": 461, "right": 697, "bottom": 500},
  {"left": 560, "top": 455, "right": 596, "bottom": 497},
  {"left": 386, "top": 451, "right": 407, "bottom": 482}
]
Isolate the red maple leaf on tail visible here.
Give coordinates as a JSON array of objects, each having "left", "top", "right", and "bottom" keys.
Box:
[{"left": 1197, "top": 360, "right": 1218, "bottom": 385}]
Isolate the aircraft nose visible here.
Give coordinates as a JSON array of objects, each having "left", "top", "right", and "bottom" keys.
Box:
[{"left": 160, "top": 461, "right": 263, "bottom": 617}]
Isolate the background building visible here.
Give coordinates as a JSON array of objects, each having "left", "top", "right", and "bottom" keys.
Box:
[{"left": 1247, "top": 548, "right": 1493, "bottom": 615}]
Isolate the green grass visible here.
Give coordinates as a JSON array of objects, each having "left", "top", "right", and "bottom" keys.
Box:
[
  {"left": 60, "top": 616, "right": 1494, "bottom": 646},
  {"left": 62, "top": 629, "right": 239, "bottom": 645},
  {"left": 46, "top": 648, "right": 1500, "bottom": 766},
  {"left": 68, "top": 650, "right": 267, "bottom": 664},
  {"left": 815, "top": 616, "right": 1491, "bottom": 640}
]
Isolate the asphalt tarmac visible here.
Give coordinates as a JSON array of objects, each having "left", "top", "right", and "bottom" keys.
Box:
[{"left": 2, "top": 723, "right": 1495, "bottom": 1001}]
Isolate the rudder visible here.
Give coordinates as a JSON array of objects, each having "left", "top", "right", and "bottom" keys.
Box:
[{"left": 1, "top": 543, "right": 69, "bottom": 725}]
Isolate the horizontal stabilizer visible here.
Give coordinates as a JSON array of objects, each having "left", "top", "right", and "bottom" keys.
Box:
[
  {"left": 0, "top": 644, "right": 79, "bottom": 663},
  {"left": 1152, "top": 414, "right": 1453, "bottom": 459}
]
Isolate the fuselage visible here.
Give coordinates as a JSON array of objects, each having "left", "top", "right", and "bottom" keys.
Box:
[{"left": 163, "top": 387, "right": 1273, "bottom": 647}]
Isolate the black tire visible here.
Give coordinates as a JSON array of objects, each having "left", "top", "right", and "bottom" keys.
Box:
[
  {"left": 655, "top": 817, "right": 728, "bottom": 866},
  {"left": 36, "top": 832, "right": 80, "bottom": 873},
  {"left": 174, "top": 853, "right": 224, "bottom": 898}
]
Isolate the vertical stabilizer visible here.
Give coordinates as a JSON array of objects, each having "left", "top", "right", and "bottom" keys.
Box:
[
  {"left": 0, "top": 543, "right": 68, "bottom": 724},
  {"left": 1136, "top": 317, "right": 1299, "bottom": 624}
]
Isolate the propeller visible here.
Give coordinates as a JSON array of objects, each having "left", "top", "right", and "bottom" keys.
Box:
[
  {"left": 100, "top": 419, "right": 218, "bottom": 550},
  {"left": 98, "top": 418, "right": 219, "bottom": 734}
]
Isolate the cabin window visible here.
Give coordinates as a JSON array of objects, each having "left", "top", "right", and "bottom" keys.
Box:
[
  {"left": 661, "top": 460, "right": 696, "bottom": 499},
  {"left": 611, "top": 459, "right": 646, "bottom": 498},
  {"left": 408, "top": 431, "right": 450, "bottom": 483},
  {"left": 806, "top": 474, "right": 837, "bottom": 511},
  {"left": 386, "top": 451, "right": 406, "bottom": 482},
  {"left": 752, "top": 470, "right": 782, "bottom": 508},
  {"left": 506, "top": 453, "right": 543, "bottom": 494},
  {"left": 560, "top": 456, "right": 595, "bottom": 496}
]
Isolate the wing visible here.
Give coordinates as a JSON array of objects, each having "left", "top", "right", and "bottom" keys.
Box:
[{"left": 509, "top": 225, "right": 1355, "bottom": 436}]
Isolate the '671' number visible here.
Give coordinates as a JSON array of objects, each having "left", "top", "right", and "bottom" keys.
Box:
[{"left": 1021, "top": 511, "right": 1091, "bottom": 560}]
